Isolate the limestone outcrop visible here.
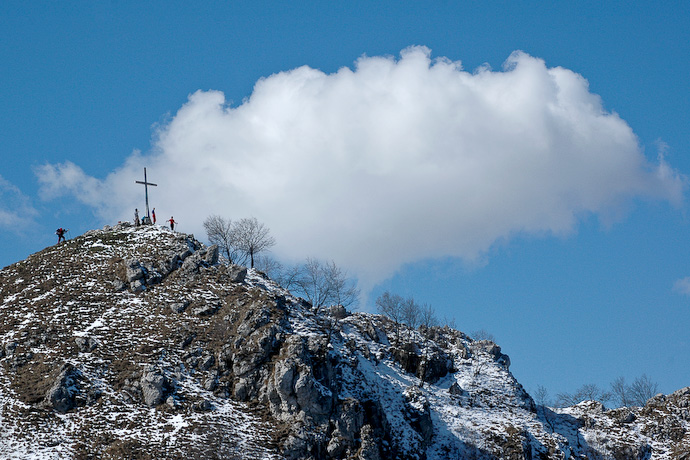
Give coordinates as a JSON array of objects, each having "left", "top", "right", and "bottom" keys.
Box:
[{"left": 0, "top": 224, "right": 688, "bottom": 459}]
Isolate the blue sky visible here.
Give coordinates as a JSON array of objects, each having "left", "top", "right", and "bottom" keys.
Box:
[{"left": 2, "top": 1, "right": 689, "bottom": 401}]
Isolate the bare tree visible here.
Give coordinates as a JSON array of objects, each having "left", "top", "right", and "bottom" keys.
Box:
[
  {"left": 610, "top": 377, "right": 632, "bottom": 408},
  {"left": 442, "top": 315, "right": 457, "bottom": 330},
  {"left": 610, "top": 374, "right": 659, "bottom": 407},
  {"left": 323, "top": 260, "right": 360, "bottom": 308},
  {"left": 288, "top": 258, "right": 360, "bottom": 311},
  {"left": 376, "top": 291, "right": 404, "bottom": 344},
  {"left": 274, "top": 263, "right": 303, "bottom": 292},
  {"left": 203, "top": 215, "right": 238, "bottom": 263},
  {"left": 556, "top": 383, "right": 612, "bottom": 407},
  {"left": 471, "top": 329, "right": 496, "bottom": 342},
  {"left": 534, "top": 385, "right": 555, "bottom": 432},
  {"left": 254, "top": 255, "right": 283, "bottom": 280},
  {"left": 535, "top": 385, "right": 551, "bottom": 406},
  {"left": 296, "top": 258, "right": 333, "bottom": 309},
  {"left": 231, "top": 217, "right": 275, "bottom": 268},
  {"left": 377, "top": 292, "right": 437, "bottom": 338},
  {"left": 629, "top": 374, "right": 659, "bottom": 406},
  {"left": 401, "top": 296, "right": 420, "bottom": 329},
  {"left": 419, "top": 303, "right": 438, "bottom": 329}
]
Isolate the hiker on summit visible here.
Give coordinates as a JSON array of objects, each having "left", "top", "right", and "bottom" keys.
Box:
[
  {"left": 134, "top": 209, "right": 140, "bottom": 227},
  {"left": 152, "top": 208, "right": 156, "bottom": 224},
  {"left": 168, "top": 216, "right": 177, "bottom": 231},
  {"left": 56, "top": 228, "right": 67, "bottom": 243}
]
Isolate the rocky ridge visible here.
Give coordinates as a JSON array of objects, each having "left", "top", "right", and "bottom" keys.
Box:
[{"left": 0, "top": 224, "right": 688, "bottom": 459}]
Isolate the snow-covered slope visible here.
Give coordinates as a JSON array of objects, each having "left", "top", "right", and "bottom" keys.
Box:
[{"left": 0, "top": 224, "right": 688, "bottom": 459}]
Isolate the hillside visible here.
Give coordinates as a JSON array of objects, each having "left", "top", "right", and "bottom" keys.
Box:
[{"left": 0, "top": 223, "right": 688, "bottom": 459}]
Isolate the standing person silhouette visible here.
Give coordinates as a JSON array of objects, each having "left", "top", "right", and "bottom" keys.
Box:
[
  {"left": 167, "top": 216, "right": 177, "bottom": 231},
  {"left": 56, "top": 228, "right": 67, "bottom": 243},
  {"left": 152, "top": 208, "right": 156, "bottom": 224}
]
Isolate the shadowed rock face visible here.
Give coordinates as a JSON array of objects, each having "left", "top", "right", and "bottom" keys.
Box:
[{"left": 1, "top": 224, "right": 689, "bottom": 459}]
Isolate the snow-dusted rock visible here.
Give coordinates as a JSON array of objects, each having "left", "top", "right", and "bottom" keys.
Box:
[
  {"left": 470, "top": 339, "right": 511, "bottom": 369},
  {"left": 358, "top": 425, "right": 382, "bottom": 460},
  {"left": 74, "top": 335, "right": 99, "bottom": 352},
  {"left": 44, "top": 364, "right": 84, "bottom": 413},
  {"left": 1, "top": 224, "right": 689, "bottom": 459},
  {"left": 170, "top": 300, "right": 189, "bottom": 313},
  {"left": 140, "top": 367, "right": 168, "bottom": 407},
  {"left": 125, "top": 258, "right": 145, "bottom": 283}
]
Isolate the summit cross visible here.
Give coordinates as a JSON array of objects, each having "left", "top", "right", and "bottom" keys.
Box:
[{"left": 135, "top": 167, "right": 157, "bottom": 220}]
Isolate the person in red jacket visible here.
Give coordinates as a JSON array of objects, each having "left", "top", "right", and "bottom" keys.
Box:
[
  {"left": 56, "top": 228, "right": 67, "bottom": 243},
  {"left": 167, "top": 216, "right": 177, "bottom": 231}
]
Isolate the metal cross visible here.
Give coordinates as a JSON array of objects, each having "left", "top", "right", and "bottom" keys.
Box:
[{"left": 135, "top": 167, "right": 157, "bottom": 219}]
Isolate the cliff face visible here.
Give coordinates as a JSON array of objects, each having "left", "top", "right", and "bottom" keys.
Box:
[{"left": 0, "top": 224, "right": 688, "bottom": 459}]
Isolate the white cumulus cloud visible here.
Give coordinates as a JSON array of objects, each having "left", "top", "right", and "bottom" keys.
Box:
[{"left": 36, "top": 47, "right": 686, "bottom": 291}]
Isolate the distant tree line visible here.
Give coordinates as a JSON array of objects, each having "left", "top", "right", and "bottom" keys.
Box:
[
  {"left": 608, "top": 374, "right": 659, "bottom": 407},
  {"left": 373, "top": 290, "right": 494, "bottom": 346},
  {"left": 374, "top": 291, "right": 441, "bottom": 343},
  {"left": 536, "top": 374, "right": 660, "bottom": 410}
]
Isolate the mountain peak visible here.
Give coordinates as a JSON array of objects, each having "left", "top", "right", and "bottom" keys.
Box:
[{"left": 1, "top": 224, "right": 688, "bottom": 459}]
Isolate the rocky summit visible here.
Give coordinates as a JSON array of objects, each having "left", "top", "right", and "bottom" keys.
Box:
[{"left": 0, "top": 224, "right": 688, "bottom": 459}]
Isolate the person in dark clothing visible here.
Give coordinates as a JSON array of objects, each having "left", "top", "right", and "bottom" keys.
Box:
[
  {"left": 134, "top": 209, "right": 140, "bottom": 227},
  {"left": 167, "top": 216, "right": 177, "bottom": 231},
  {"left": 56, "top": 228, "right": 67, "bottom": 243}
]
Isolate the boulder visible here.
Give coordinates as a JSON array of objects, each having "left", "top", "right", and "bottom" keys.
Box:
[
  {"left": 140, "top": 368, "right": 169, "bottom": 407},
  {"left": 334, "top": 398, "right": 364, "bottom": 443},
  {"left": 170, "top": 300, "right": 189, "bottom": 313},
  {"left": 125, "top": 259, "right": 145, "bottom": 283},
  {"left": 131, "top": 278, "right": 146, "bottom": 293},
  {"left": 392, "top": 342, "right": 422, "bottom": 375},
  {"left": 265, "top": 335, "right": 335, "bottom": 424},
  {"left": 329, "top": 305, "right": 349, "bottom": 319},
  {"left": 192, "top": 302, "right": 220, "bottom": 317},
  {"left": 419, "top": 346, "right": 453, "bottom": 384},
  {"left": 44, "top": 364, "right": 83, "bottom": 413},
  {"left": 74, "top": 336, "right": 99, "bottom": 352},
  {"left": 449, "top": 382, "right": 468, "bottom": 398},
  {"left": 203, "top": 376, "right": 217, "bottom": 391},
  {"left": 178, "top": 245, "right": 218, "bottom": 278},
  {"left": 225, "top": 264, "right": 248, "bottom": 283},
  {"left": 470, "top": 340, "right": 511, "bottom": 370},
  {"left": 204, "top": 244, "right": 219, "bottom": 265},
  {"left": 199, "top": 353, "right": 215, "bottom": 371},
  {"left": 193, "top": 399, "right": 213, "bottom": 412},
  {"left": 294, "top": 372, "right": 333, "bottom": 419},
  {"left": 326, "top": 436, "right": 346, "bottom": 458}
]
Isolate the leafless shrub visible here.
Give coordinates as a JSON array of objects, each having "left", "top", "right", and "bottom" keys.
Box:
[
  {"left": 556, "top": 383, "right": 612, "bottom": 407},
  {"left": 203, "top": 216, "right": 275, "bottom": 268},
  {"left": 611, "top": 374, "right": 659, "bottom": 407},
  {"left": 470, "top": 329, "right": 495, "bottom": 342},
  {"left": 290, "top": 258, "right": 360, "bottom": 311},
  {"left": 231, "top": 217, "right": 275, "bottom": 268},
  {"left": 203, "top": 215, "right": 238, "bottom": 264}
]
